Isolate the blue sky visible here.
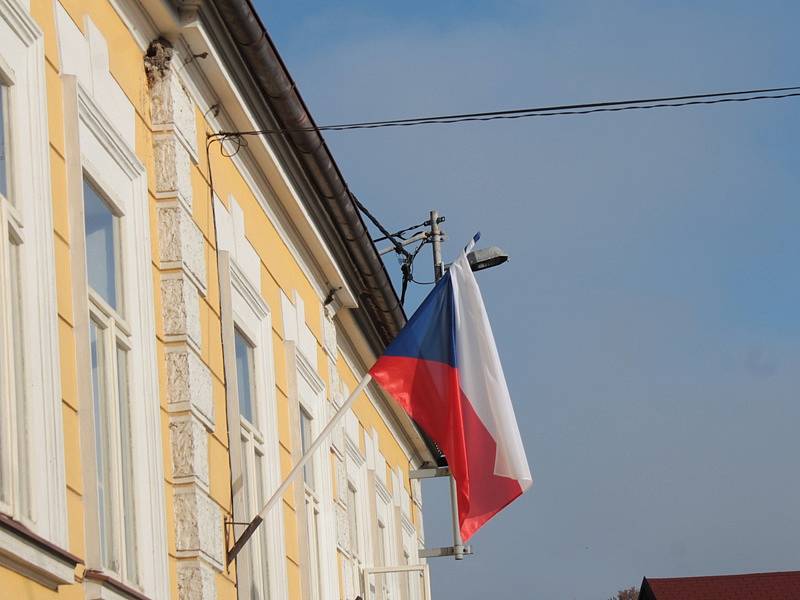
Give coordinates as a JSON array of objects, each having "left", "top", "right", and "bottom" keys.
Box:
[{"left": 253, "top": 2, "right": 800, "bottom": 598}]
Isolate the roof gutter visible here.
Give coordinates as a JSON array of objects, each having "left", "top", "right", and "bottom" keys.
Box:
[{"left": 211, "top": 0, "right": 405, "bottom": 346}]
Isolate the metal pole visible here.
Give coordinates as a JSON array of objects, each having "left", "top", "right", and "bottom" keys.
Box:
[
  {"left": 227, "top": 372, "right": 373, "bottom": 565},
  {"left": 430, "top": 210, "right": 443, "bottom": 282},
  {"left": 449, "top": 476, "right": 465, "bottom": 560},
  {"left": 429, "top": 210, "right": 464, "bottom": 560}
]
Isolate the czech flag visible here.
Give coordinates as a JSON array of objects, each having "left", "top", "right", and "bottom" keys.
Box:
[{"left": 370, "top": 237, "right": 532, "bottom": 541}]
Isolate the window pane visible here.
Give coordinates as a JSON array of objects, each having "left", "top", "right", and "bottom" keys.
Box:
[
  {"left": 0, "top": 86, "right": 9, "bottom": 200},
  {"left": 306, "top": 501, "right": 322, "bottom": 600},
  {"left": 240, "top": 436, "right": 257, "bottom": 596},
  {"left": 9, "top": 236, "right": 29, "bottom": 517},
  {"left": 116, "top": 346, "right": 138, "bottom": 583},
  {"left": 402, "top": 550, "right": 412, "bottom": 600},
  {"left": 234, "top": 329, "right": 254, "bottom": 423},
  {"left": 300, "top": 409, "right": 314, "bottom": 489},
  {"left": 255, "top": 450, "right": 270, "bottom": 598},
  {"left": 90, "top": 321, "right": 117, "bottom": 572},
  {"left": 347, "top": 485, "right": 359, "bottom": 556},
  {"left": 83, "top": 180, "right": 121, "bottom": 311},
  {"left": 376, "top": 521, "right": 386, "bottom": 566}
]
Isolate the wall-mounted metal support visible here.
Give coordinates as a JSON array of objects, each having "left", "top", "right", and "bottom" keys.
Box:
[
  {"left": 362, "top": 564, "right": 432, "bottom": 600},
  {"left": 410, "top": 466, "right": 450, "bottom": 479},
  {"left": 226, "top": 515, "right": 263, "bottom": 565},
  {"left": 410, "top": 464, "right": 470, "bottom": 560},
  {"left": 418, "top": 545, "right": 473, "bottom": 559}
]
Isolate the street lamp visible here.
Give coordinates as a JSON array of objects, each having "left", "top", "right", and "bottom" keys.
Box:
[
  {"left": 466, "top": 246, "right": 509, "bottom": 272},
  {"left": 444, "top": 246, "right": 509, "bottom": 274}
]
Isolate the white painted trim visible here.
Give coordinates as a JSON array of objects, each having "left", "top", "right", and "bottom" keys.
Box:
[
  {"left": 225, "top": 253, "right": 288, "bottom": 600},
  {"left": 231, "top": 260, "right": 268, "bottom": 320},
  {"left": 0, "top": 0, "right": 39, "bottom": 45},
  {"left": 73, "top": 81, "right": 169, "bottom": 599},
  {"left": 0, "top": 526, "right": 75, "bottom": 590},
  {"left": 76, "top": 88, "right": 143, "bottom": 178},
  {"left": 0, "top": 0, "right": 67, "bottom": 551},
  {"left": 345, "top": 434, "right": 365, "bottom": 468},
  {"left": 289, "top": 341, "right": 342, "bottom": 600}
]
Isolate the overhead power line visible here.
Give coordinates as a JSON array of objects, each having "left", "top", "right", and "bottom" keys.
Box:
[{"left": 215, "top": 85, "right": 800, "bottom": 136}]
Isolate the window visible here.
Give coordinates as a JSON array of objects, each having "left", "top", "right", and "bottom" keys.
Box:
[
  {"left": 344, "top": 446, "right": 367, "bottom": 600},
  {"left": 235, "top": 326, "right": 271, "bottom": 600},
  {"left": 0, "top": 84, "right": 10, "bottom": 200},
  {"left": 220, "top": 251, "right": 287, "bottom": 600},
  {"left": 300, "top": 405, "right": 324, "bottom": 600},
  {"left": 0, "top": 10, "right": 72, "bottom": 584},
  {"left": 347, "top": 483, "right": 360, "bottom": 558},
  {"left": 65, "top": 77, "right": 167, "bottom": 596},
  {"left": 235, "top": 328, "right": 255, "bottom": 422},
  {"left": 288, "top": 343, "right": 333, "bottom": 600},
  {"left": 0, "top": 81, "right": 30, "bottom": 523},
  {"left": 83, "top": 177, "right": 138, "bottom": 585},
  {"left": 400, "top": 524, "right": 421, "bottom": 600},
  {"left": 300, "top": 407, "right": 315, "bottom": 490},
  {"left": 84, "top": 180, "right": 122, "bottom": 310},
  {"left": 400, "top": 548, "right": 416, "bottom": 600},
  {"left": 375, "top": 518, "right": 389, "bottom": 600}
]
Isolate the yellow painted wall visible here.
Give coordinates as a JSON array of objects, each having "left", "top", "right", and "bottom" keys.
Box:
[{"left": 3, "top": 1, "right": 424, "bottom": 598}]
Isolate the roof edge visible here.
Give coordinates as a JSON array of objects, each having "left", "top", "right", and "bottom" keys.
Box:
[{"left": 210, "top": 0, "right": 406, "bottom": 349}]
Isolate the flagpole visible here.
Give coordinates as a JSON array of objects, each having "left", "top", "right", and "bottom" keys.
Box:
[
  {"left": 227, "top": 372, "right": 373, "bottom": 565},
  {"left": 430, "top": 211, "right": 465, "bottom": 560}
]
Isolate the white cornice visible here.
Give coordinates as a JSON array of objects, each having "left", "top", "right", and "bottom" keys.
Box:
[
  {"left": 0, "top": 0, "right": 41, "bottom": 46},
  {"left": 295, "top": 348, "right": 325, "bottom": 396},
  {"left": 77, "top": 85, "right": 144, "bottom": 178},
  {"left": 230, "top": 259, "right": 269, "bottom": 320},
  {"left": 345, "top": 436, "right": 365, "bottom": 467}
]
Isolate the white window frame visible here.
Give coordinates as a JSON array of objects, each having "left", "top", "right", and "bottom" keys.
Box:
[
  {"left": 298, "top": 364, "right": 324, "bottom": 600},
  {"left": 291, "top": 345, "right": 338, "bottom": 600},
  {"left": 65, "top": 78, "right": 168, "bottom": 598},
  {"left": 83, "top": 173, "right": 138, "bottom": 585},
  {"left": 399, "top": 520, "right": 420, "bottom": 600},
  {"left": 344, "top": 429, "right": 369, "bottom": 599},
  {"left": 221, "top": 253, "right": 286, "bottom": 600},
  {"left": 374, "top": 477, "right": 398, "bottom": 600},
  {"left": 0, "top": 1, "right": 69, "bottom": 587}
]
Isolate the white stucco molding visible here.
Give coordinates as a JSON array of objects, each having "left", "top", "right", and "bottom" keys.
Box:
[
  {"left": 165, "top": 345, "right": 214, "bottom": 429},
  {"left": 169, "top": 415, "right": 210, "bottom": 489},
  {"left": 157, "top": 200, "right": 207, "bottom": 293},
  {"left": 173, "top": 487, "right": 223, "bottom": 570},
  {"left": 161, "top": 272, "right": 202, "bottom": 350},
  {"left": 0, "top": 0, "right": 68, "bottom": 550},
  {"left": 176, "top": 558, "right": 216, "bottom": 600},
  {"left": 0, "top": 518, "right": 76, "bottom": 590}
]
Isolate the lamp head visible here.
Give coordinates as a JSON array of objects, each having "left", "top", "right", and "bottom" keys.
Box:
[{"left": 466, "top": 246, "right": 509, "bottom": 272}]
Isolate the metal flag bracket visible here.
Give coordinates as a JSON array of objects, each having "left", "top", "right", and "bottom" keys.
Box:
[{"left": 410, "top": 466, "right": 473, "bottom": 560}]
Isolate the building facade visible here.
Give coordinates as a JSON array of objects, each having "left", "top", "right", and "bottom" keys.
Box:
[{"left": 0, "top": 1, "right": 434, "bottom": 598}]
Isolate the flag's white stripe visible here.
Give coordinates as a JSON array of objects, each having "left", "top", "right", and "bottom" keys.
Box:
[{"left": 449, "top": 251, "right": 532, "bottom": 487}]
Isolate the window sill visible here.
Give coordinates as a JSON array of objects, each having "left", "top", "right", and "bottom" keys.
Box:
[
  {"left": 84, "top": 569, "right": 152, "bottom": 600},
  {"left": 0, "top": 513, "right": 81, "bottom": 589}
]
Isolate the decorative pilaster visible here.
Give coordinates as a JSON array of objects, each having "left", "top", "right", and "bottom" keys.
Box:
[{"left": 146, "top": 38, "right": 220, "bottom": 600}]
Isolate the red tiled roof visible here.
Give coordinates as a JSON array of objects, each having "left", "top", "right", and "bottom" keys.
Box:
[{"left": 640, "top": 571, "right": 800, "bottom": 600}]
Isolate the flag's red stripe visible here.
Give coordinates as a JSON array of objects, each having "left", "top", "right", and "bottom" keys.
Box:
[{"left": 370, "top": 355, "right": 523, "bottom": 541}]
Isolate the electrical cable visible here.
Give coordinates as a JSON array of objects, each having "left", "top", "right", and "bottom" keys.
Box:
[
  {"left": 372, "top": 219, "right": 430, "bottom": 242},
  {"left": 351, "top": 195, "right": 412, "bottom": 259},
  {"left": 207, "top": 84, "right": 800, "bottom": 301},
  {"left": 214, "top": 85, "right": 800, "bottom": 136}
]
